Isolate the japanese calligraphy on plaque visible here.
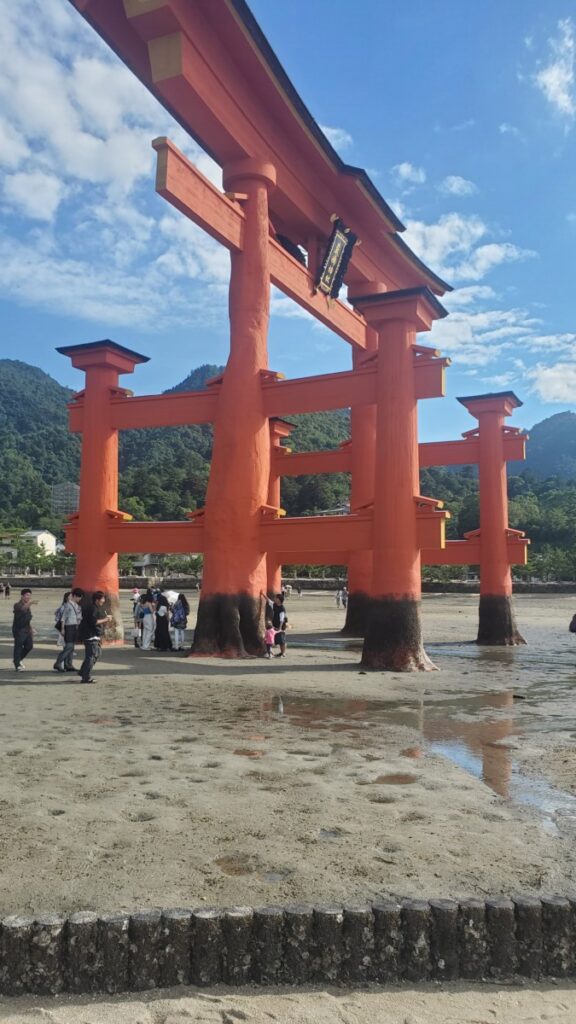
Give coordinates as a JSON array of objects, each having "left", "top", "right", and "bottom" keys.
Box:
[{"left": 315, "top": 217, "right": 358, "bottom": 299}]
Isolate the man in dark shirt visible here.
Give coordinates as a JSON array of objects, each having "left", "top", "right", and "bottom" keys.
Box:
[
  {"left": 12, "top": 588, "right": 33, "bottom": 671},
  {"left": 78, "top": 591, "right": 111, "bottom": 684}
]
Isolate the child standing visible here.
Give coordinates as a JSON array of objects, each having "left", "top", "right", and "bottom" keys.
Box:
[{"left": 264, "top": 620, "right": 275, "bottom": 658}]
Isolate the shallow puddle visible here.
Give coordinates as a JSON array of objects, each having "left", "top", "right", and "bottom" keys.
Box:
[
  {"left": 373, "top": 773, "right": 419, "bottom": 785},
  {"left": 240, "top": 681, "right": 576, "bottom": 829},
  {"left": 215, "top": 853, "right": 257, "bottom": 876}
]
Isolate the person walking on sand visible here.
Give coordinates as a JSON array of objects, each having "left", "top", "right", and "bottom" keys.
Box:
[
  {"left": 12, "top": 588, "right": 33, "bottom": 671},
  {"left": 53, "top": 587, "right": 84, "bottom": 673},
  {"left": 171, "top": 592, "right": 190, "bottom": 651},
  {"left": 78, "top": 591, "right": 111, "bottom": 684}
]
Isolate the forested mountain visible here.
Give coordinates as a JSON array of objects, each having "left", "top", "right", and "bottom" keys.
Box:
[
  {"left": 0, "top": 358, "right": 575, "bottom": 578},
  {"left": 0, "top": 360, "right": 80, "bottom": 531},
  {"left": 509, "top": 412, "right": 576, "bottom": 479},
  {"left": 0, "top": 360, "right": 350, "bottom": 528}
]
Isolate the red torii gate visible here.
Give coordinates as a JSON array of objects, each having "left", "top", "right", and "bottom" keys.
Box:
[{"left": 63, "top": 0, "right": 529, "bottom": 668}]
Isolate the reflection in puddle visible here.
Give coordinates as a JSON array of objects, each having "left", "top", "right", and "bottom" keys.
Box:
[{"left": 249, "top": 688, "right": 576, "bottom": 831}]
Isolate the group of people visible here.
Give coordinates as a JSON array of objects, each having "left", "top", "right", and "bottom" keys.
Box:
[
  {"left": 131, "top": 589, "right": 190, "bottom": 652},
  {"left": 10, "top": 583, "right": 301, "bottom": 677},
  {"left": 0, "top": 582, "right": 11, "bottom": 598},
  {"left": 12, "top": 587, "right": 111, "bottom": 683}
]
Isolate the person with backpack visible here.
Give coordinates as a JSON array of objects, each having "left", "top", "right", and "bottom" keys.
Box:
[
  {"left": 171, "top": 593, "right": 190, "bottom": 651},
  {"left": 53, "top": 588, "right": 84, "bottom": 673}
]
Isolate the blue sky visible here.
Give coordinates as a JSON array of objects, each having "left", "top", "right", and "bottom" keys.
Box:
[{"left": 0, "top": 0, "right": 575, "bottom": 442}]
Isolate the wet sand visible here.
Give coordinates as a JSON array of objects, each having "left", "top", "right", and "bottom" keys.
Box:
[
  {"left": 0, "top": 590, "right": 575, "bottom": 916},
  {"left": 3, "top": 980, "right": 576, "bottom": 1023}
]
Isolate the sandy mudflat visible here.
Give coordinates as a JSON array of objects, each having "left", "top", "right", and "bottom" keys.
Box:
[
  {"left": 0, "top": 590, "right": 575, "bottom": 916},
  {"left": 3, "top": 981, "right": 576, "bottom": 1022}
]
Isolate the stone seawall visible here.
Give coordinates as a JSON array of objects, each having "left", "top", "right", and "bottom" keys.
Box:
[{"left": 1, "top": 897, "right": 574, "bottom": 994}]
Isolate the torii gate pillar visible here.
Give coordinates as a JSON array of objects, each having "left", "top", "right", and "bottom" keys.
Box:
[
  {"left": 191, "top": 159, "right": 277, "bottom": 657},
  {"left": 56, "top": 341, "right": 149, "bottom": 641},
  {"left": 267, "top": 418, "right": 294, "bottom": 596},
  {"left": 350, "top": 288, "right": 447, "bottom": 671},
  {"left": 458, "top": 393, "right": 526, "bottom": 645},
  {"left": 342, "top": 295, "right": 380, "bottom": 637}
]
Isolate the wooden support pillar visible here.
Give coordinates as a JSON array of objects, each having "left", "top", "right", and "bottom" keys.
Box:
[
  {"left": 267, "top": 418, "right": 294, "bottom": 597},
  {"left": 56, "top": 341, "right": 149, "bottom": 641},
  {"left": 458, "top": 393, "right": 526, "bottom": 645},
  {"left": 349, "top": 289, "right": 447, "bottom": 671},
  {"left": 342, "top": 307, "right": 380, "bottom": 637},
  {"left": 192, "top": 159, "right": 277, "bottom": 657}
]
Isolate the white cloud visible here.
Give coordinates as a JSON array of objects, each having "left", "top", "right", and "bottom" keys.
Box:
[
  {"left": 3, "top": 170, "right": 66, "bottom": 221},
  {"left": 0, "top": 116, "right": 31, "bottom": 170},
  {"left": 534, "top": 18, "right": 575, "bottom": 120},
  {"left": 523, "top": 333, "right": 576, "bottom": 353},
  {"left": 446, "top": 285, "right": 496, "bottom": 308},
  {"left": 320, "top": 125, "right": 353, "bottom": 151},
  {"left": 439, "top": 175, "right": 478, "bottom": 197},
  {"left": 391, "top": 162, "right": 426, "bottom": 188},
  {"left": 403, "top": 212, "right": 486, "bottom": 273},
  {"left": 499, "top": 122, "right": 522, "bottom": 137},
  {"left": 452, "top": 242, "right": 536, "bottom": 282},
  {"left": 527, "top": 361, "right": 576, "bottom": 402}
]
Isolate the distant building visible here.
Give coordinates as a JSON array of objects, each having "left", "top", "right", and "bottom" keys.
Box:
[
  {"left": 0, "top": 531, "right": 19, "bottom": 561},
  {"left": 20, "top": 530, "right": 58, "bottom": 556},
  {"left": 132, "top": 554, "right": 162, "bottom": 575}
]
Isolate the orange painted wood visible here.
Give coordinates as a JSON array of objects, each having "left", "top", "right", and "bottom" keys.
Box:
[
  {"left": 371, "top": 320, "right": 421, "bottom": 599},
  {"left": 413, "top": 359, "right": 448, "bottom": 399},
  {"left": 72, "top": 0, "right": 448, "bottom": 297},
  {"left": 153, "top": 136, "right": 368, "bottom": 348},
  {"left": 199, "top": 161, "right": 275, "bottom": 600},
  {"left": 68, "top": 390, "right": 217, "bottom": 432},
  {"left": 65, "top": 520, "right": 205, "bottom": 554},
  {"left": 268, "top": 237, "right": 367, "bottom": 348},
  {"left": 347, "top": 345, "right": 376, "bottom": 597},
  {"left": 458, "top": 396, "right": 522, "bottom": 598},
  {"left": 72, "top": 365, "right": 120, "bottom": 594},
  {"left": 262, "top": 369, "right": 375, "bottom": 418},
  {"left": 422, "top": 537, "right": 528, "bottom": 566},
  {"left": 420, "top": 434, "right": 525, "bottom": 467},
  {"left": 415, "top": 509, "right": 448, "bottom": 550},
  {"left": 154, "top": 137, "right": 243, "bottom": 250},
  {"left": 261, "top": 514, "right": 372, "bottom": 555},
  {"left": 267, "top": 420, "right": 287, "bottom": 593}
]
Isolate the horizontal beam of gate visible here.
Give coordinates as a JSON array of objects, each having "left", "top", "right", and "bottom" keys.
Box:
[{"left": 154, "top": 137, "right": 368, "bottom": 349}]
